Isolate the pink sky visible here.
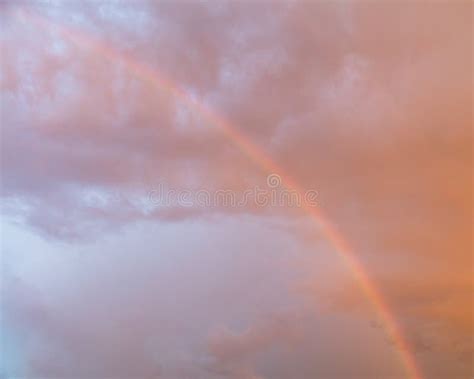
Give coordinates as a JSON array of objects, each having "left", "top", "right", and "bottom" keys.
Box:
[{"left": 0, "top": 1, "right": 472, "bottom": 379}]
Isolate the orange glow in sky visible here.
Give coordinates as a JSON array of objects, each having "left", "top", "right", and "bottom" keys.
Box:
[{"left": 0, "top": 2, "right": 472, "bottom": 379}]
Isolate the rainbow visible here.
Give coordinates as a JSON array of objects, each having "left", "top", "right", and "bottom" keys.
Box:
[{"left": 17, "top": 8, "right": 423, "bottom": 379}]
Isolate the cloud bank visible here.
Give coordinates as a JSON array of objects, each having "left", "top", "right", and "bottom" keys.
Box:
[{"left": 1, "top": 1, "right": 472, "bottom": 378}]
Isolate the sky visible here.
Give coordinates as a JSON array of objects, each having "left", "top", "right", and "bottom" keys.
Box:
[{"left": 0, "top": 1, "right": 472, "bottom": 379}]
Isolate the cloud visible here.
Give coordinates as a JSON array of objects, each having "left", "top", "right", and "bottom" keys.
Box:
[
  {"left": 1, "top": 1, "right": 471, "bottom": 378},
  {"left": 1, "top": 217, "right": 408, "bottom": 379}
]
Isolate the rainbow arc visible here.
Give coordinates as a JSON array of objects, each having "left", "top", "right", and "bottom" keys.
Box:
[{"left": 17, "top": 9, "right": 423, "bottom": 379}]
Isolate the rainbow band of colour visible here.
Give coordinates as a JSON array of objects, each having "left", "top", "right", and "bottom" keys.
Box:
[{"left": 16, "top": 8, "right": 423, "bottom": 379}]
